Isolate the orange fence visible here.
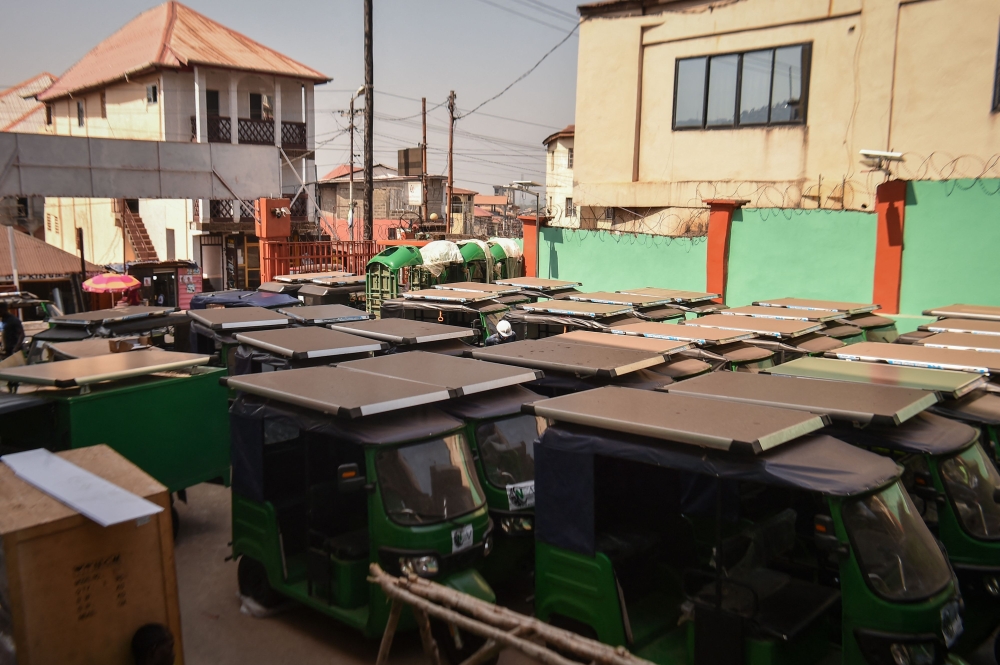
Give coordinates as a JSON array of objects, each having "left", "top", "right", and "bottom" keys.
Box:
[{"left": 260, "top": 240, "right": 379, "bottom": 282}]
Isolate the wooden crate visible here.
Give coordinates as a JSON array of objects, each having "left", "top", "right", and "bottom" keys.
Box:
[{"left": 0, "top": 445, "right": 183, "bottom": 665}]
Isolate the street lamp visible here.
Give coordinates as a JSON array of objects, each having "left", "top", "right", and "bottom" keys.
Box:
[
  {"left": 348, "top": 86, "right": 365, "bottom": 240},
  {"left": 509, "top": 181, "right": 541, "bottom": 234}
]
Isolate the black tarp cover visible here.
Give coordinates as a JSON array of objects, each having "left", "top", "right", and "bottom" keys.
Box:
[
  {"left": 535, "top": 424, "right": 901, "bottom": 556},
  {"left": 229, "top": 394, "right": 463, "bottom": 501},
  {"left": 188, "top": 290, "right": 300, "bottom": 310},
  {"left": 825, "top": 412, "right": 978, "bottom": 456},
  {"left": 525, "top": 368, "right": 673, "bottom": 394},
  {"left": 930, "top": 390, "right": 1000, "bottom": 426},
  {"left": 437, "top": 385, "right": 542, "bottom": 420}
]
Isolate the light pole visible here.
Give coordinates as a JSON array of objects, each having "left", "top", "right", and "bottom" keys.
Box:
[
  {"left": 348, "top": 85, "right": 365, "bottom": 241},
  {"left": 510, "top": 181, "right": 541, "bottom": 233}
]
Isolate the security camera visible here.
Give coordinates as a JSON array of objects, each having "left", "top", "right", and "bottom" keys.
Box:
[
  {"left": 271, "top": 207, "right": 291, "bottom": 218},
  {"left": 860, "top": 149, "right": 903, "bottom": 161}
]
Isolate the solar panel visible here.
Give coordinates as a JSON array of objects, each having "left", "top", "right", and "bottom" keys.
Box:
[
  {"left": 831, "top": 341, "right": 1000, "bottom": 374},
  {"left": 922, "top": 318, "right": 1000, "bottom": 336},
  {"left": 257, "top": 282, "right": 300, "bottom": 294},
  {"left": 764, "top": 357, "right": 987, "bottom": 399},
  {"left": 327, "top": 318, "right": 476, "bottom": 345},
  {"left": 493, "top": 277, "right": 582, "bottom": 290},
  {"left": 666, "top": 371, "right": 938, "bottom": 426},
  {"left": 470, "top": 337, "right": 665, "bottom": 377},
  {"left": 607, "top": 321, "right": 755, "bottom": 345},
  {"left": 186, "top": 306, "right": 291, "bottom": 331},
  {"left": 518, "top": 300, "right": 632, "bottom": 318},
  {"left": 277, "top": 304, "right": 372, "bottom": 325},
  {"left": 526, "top": 386, "right": 826, "bottom": 454},
  {"left": 275, "top": 271, "right": 352, "bottom": 283},
  {"left": 235, "top": 327, "right": 386, "bottom": 359},
  {"left": 310, "top": 275, "right": 366, "bottom": 287},
  {"left": 338, "top": 351, "right": 540, "bottom": 396},
  {"left": 49, "top": 306, "right": 176, "bottom": 327},
  {"left": 920, "top": 332, "right": 1000, "bottom": 354},
  {"left": 556, "top": 330, "right": 693, "bottom": 355},
  {"left": 922, "top": 304, "right": 1000, "bottom": 321},
  {"left": 402, "top": 289, "right": 498, "bottom": 303},
  {"left": 683, "top": 314, "right": 824, "bottom": 338},
  {"left": 432, "top": 282, "right": 521, "bottom": 295},
  {"left": 753, "top": 298, "right": 878, "bottom": 314},
  {"left": 0, "top": 349, "right": 209, "bottom": 387},
  {"left": 44, "top": 338, "right": 135, "bottom": 359},
  {"left": 566, "top": 291, "right": 675, "bottom": 307},
  {"left": 615, "top": 288, "right": 719, "bottom": 303},
  {"left": 226, "top": 365, "right": 452, "bottom": 418},
  {"left": 720, "top": 305, "right": 843, "bottom": 323}
]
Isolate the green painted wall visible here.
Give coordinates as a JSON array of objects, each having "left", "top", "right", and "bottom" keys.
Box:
[
  {"left": 537, "top": 226, "right": 706, "bottom": 292},
  {"left": 725, "top": 208, "right": 877, "bottom": 307},
  {"left": 898, "top": 179, "right": 1000, "bottom": 315}
]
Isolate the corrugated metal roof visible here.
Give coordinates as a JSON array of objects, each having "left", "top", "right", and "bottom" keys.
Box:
[
  {"left": 0, "top": 230, "right": 102, "bottom": 282},
  {"left": 39, "top": 2, "right": 329, "bottom": 102},
  {"left": 0, "top": 73, "right": 55, "bottom": 132},
  {"left": 474, "top": 195, "right": 508, "bottom": 206}
]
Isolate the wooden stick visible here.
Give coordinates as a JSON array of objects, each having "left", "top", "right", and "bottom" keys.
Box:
[
  {"left": 460, "top": 626, "right": 530, "bottom": 665},
  {"left": 375, "top": 600, "right": 403, "bottom": 665},
  {"left": 413, "top": 606, "right": 445, "bottom": 665}
]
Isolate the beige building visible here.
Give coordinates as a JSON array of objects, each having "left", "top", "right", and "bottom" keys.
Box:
[
  {"left": 573, "top": 0, "right": 1000, "bottom": 233},
  {"left": 543, "top": 125, "right": 577, "bottom": 228},
  {"left": 36, "top": 1, "right": 328, "bottom": 288}
]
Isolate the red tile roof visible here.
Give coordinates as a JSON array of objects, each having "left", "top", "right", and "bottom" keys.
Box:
[
  {"left": 38, "top": 2, "right": 329, "bottom": 102},
  {"left": 0, "top": 73, "right": 56, "bottom": 132},
  {"left": 474, "top": 207, "right": 497, "bottom": 218},
  {"left": 451, "top": 187, "right": 478, "bottom": 196},
  {"left": 1, "top": 230, "right": 102, "bottom": 282},
  {"left": 542, "top": 124, "right": 574, "bottom": 146},
  {"left": 321, "top": 164, "right": 362, "bottom": 181},
  {"left": 474, "top": 195, "right": 508, "bottom": 206}
]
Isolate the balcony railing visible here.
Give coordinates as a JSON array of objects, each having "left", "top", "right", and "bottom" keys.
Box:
[
  {"left": 189, "top": 116, "right": 307, "bottom": 150},
  {"left": 261, "top": 240, "right": 379, "bottom": 282}
]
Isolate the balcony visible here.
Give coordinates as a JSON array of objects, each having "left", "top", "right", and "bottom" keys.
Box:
[{"left": 190, "top": 116, "right": 307, "bottom": 151}]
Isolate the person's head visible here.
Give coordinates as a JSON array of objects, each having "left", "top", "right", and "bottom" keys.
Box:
[
  {"left": 131, "top": 624, "right": 175, "bottom": 665},
  {"left": 497, "top": 320, "right": 513, "bottom": 338}
]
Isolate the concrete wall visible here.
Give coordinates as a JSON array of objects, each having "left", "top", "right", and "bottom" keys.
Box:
[{"left": 545, "top": 136, "right": 576, "bottom": 227}]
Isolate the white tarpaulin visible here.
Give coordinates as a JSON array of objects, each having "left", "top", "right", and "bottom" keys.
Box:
[
  {"left": 418, "top": 241, "right": 463, "bottom": 277},
  {"left": 489, "top": 237, "right": 523, "bottom": 259}
]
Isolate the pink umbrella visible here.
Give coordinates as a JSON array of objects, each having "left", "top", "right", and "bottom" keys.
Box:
[{"left": 82, "top": 273, "right": 141, "bottom": 293}]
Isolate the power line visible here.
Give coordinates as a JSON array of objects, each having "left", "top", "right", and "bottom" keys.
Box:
[
  {"left": 508, "top": 0, "right": 577, "bottom": 23},
  {"left": 474, "top": 0, "right": 570, "bottom": 32}
]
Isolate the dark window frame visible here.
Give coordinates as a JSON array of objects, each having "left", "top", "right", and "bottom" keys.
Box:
[
  {"left": 993, "top": 24, "right": 1000, "bottom": 113},
  {"left": 76, "top": 100, "right": 85, "bottom": 127},
  {"left": 672, "top": 42, "right": 812, "bottom": 131},
  {"left": 45, "top": 104, "right": 52, "bottom": 125},
  {"left": 146, "top": 84, "right": 158, "bottom": 105},
  {"left": 100, "top": 91, "right": 107, "bottom": 119}
]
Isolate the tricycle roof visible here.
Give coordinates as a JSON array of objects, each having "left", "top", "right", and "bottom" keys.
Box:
[
  {"left": 922, "top": 318, "right": 1000, "bottom": 336},
  {"left": 830, "top": 341, "right": 1000, "bottom": 374},
  {"left": 565, "top": 291, "right": 675, "bottom": 307},
  {"left": 432, "top": 282, "right": 521, "bottom": 295},
  {"left": 328, "top": 318, "right": 475, "bottom": 345},
  {"left": 276, "top": 304, "right": 372, "bottom": 325},
  {"left": 49, "top": 306, "right": 176, "bottom": 327},
  {"left": 753, "top": 297, "right": 878, "bottom": 314},
  {"left": 309, "top": 275, "right": 366, "bottom": 287},
  {"left": 235, "top": 327, "right": 387, "bottom": 360},
  {"left": 922, "top": 303, "right": 1000, "bottom": 321},
  {"left": 186, "top": 306, "right": 291, "bottom": 332},
  {"left": 518, "top": 300, "right": 632, "bottom": 318},
  {"left": 683, "top": 314, "right": 824, "bottom": 338},
  {"left": 556, "top": 330, "right": 693, "bottom": 356},
  {"left": 721, "top": 305, "right": 843, "bottom": 323},
  {"left": 615, "top": 287, "right": 719, "bottom": 303},
  {"left": 257, "top": 282, "right": 300, "bottom": 294},
  {"left": 493, "top": 277, "right": 581, "bottom": 290},
  {"left": 470, "top": 338, "right": 665, "bottom": 377},
  {"left": 920, "top": 331, "right": 1000, "bottom": 354},
  {"left": 274, "top": 271, "right": 352, "bottom": 283},
  {"left": 0, "top": 349, "right": 209, "bottom": 388},
  {"left": 607, "top": 321, "right": 756, "bottom": 345},
  {"left": 402, "top": 288, "right": 498, "bottom": 303}
]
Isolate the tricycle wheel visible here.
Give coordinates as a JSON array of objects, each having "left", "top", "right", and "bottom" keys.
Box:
[
  {"left": 237, "top": 556, "right": 283, "bottom": 609},
  {"left": 430, "top": 618, "right": 497, "bottom": 665},
  {"left": 171, "top": 506, "right": 179, "bottom": 540}
]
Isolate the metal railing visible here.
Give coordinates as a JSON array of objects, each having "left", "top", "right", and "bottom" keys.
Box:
[
  {"left": 238, "top": 118, "right": 274, "bottom": 145},
  {"left": 189, "top": 116, "right": 307, "bottom": 149},
  {"left": 261, "top": 240, "right": 379, "bottom": 282},
  {"left": 281, "top": 122, "right": 306, "bottom": 150}
]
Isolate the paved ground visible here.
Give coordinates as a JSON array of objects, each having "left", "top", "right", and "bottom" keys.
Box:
[{"left": 173, "top": 483, "right": 996, "bottom": 665}]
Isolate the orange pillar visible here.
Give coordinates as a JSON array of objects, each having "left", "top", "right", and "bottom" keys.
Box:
[
  {"left": 520, "top": 216, "right": 539, "bottom": 277},
  {"left": 703, "top": 199, "right": 748, "bottom": 303},
  {"left": 873, "top": 180, "right": 907, "bottom": 314}
]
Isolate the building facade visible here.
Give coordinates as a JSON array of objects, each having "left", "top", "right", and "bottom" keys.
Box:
[
  {"left": 36, "top": 1, "right": 329, "bottom": 289},
  {"left": 573, "top": 0, "right": 1000, "bottom": 234},
  {"left": 543, "top": 125, "right": 576, "bottom": 228}
]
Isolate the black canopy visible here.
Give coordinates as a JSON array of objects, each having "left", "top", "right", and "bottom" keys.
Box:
[
  {"left": 437, "top": 385, "right": 543, "bottom": 420},
  {"left": 826, "top": 412, "right": 978, "bottom": 456}
]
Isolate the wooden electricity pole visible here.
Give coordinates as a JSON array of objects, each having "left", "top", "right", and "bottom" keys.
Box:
[
  {"left": 421, "top": 97, "right": 428, "bottom": 225},
  {"left": 363, "top": 0, "right": 374, "bottom": 241},
  {"left": 447, "top": 90, "right": 456, "bottom": 234}
]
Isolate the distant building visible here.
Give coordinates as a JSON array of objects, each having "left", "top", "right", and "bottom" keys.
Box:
[
  {"left": 450, "top": 187, "right": 477, "bottom": 235},
  {"left": 0, "top": 74, "right": 56, "bottom": 238},
  {"left": 36, "top": 1, "right": 329, "bottom": 289},
  {"left": 543, "top": 125, "right": 576, "bottom": 228}
]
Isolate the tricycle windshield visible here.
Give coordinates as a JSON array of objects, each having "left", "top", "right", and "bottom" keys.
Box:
[
  {"left": 939, "top": 442, "right": 1000, "bottom": 541},
  {"left": 376, "top": 433, "right": 486, "bottom": 526},
  {"left": 475, "top": 415, "right": 547, "bottom": 487},
  {"left": 842, "top": 481, "right": 951, "bottom": 602}
]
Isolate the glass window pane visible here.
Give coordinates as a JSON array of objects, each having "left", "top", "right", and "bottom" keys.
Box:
[
  {"left": 706, "top": 54, "right": 738, "bottom": 126},
  {"left": 771, "top": 46, "right": 805, "bottom": 122},
  {"left": 674, "top": 57, "right": 707, "bottom": 128},
  {"left": 740, "top": 50, "right": 773, "bottom": 125}
]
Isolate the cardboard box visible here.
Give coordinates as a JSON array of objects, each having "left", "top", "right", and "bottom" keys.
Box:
[{"left": 0, "top": 446, "right": 182, "bottom": 665}]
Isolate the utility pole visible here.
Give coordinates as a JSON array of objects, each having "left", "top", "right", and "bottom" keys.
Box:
[
  {"left": 421, "top": 97, "right": 428, "bottom": 226},
  {"left": 349, "top": 97, "right": 355, "bottom": 241},
  {"left": 447, "top": 90, "right": 456, "bottom": 234},
  {"left": 362, "top": 0, "right": 374, "bottom": 241}
]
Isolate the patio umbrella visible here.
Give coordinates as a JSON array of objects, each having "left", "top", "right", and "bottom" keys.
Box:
[{"left": 82, "top": 273, "right": 141, "bottom": 293}]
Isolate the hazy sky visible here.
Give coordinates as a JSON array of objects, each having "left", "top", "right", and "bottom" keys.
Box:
[{"left": 1, "top": 0, "right": 580, "bottom": 195}]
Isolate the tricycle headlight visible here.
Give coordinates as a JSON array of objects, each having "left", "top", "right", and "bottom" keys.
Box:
[
  {"left": 398, "top": 555, "right": 439, "bottom": 578},
  {"left": 500, "top": 516, "right": 534, "bottom": 534},
  {"left": 888, "top": 642, "right": 935, "bottom": 665}
]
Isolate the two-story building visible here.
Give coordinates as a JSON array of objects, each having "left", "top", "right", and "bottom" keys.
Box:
[
  {"left": 573, "top": 0, "right": 1000, "bottom": 234},
  {"left": 36, "top": 1, "right": 329, "bottom": 289},
  {"left": 0, "top": 74, "right": 55, "bottom": 238},
  {"left": 543, "top": 124, "right": 576, "bottom": 227}
]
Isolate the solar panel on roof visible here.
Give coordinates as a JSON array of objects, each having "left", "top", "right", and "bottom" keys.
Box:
[
  {"left": 607, "top": 321, "right": 755, "bottom": 345},
  {"left": 683, "top": 314, "right": 823, "bottom": 338},
  {"left": 235, "top": 327, "right": 386, "bottom": 359},
  {"left": 721, "top": 305, "right": 842, "bottom": 323},
  {"left": 275, "top": 271, "right": 352, "bottom": 283},
  {"left": 764, "top": 357, "right": 987, "bottom": 399},
  {"left": 44, "top": 338, "right": 133, "bottom": 359},
  {"left": 832, "top": 341, "right": 1000, "bottom": 374},
  {"left": 432, "top": 282, "right": 521, "bottom": 295},
  {"left": 258, "top": 282, "right": 300, "bottom": 294},
  {"left": 566, "top": 292, "right": 675, "bottom": 307},
  {"left": 337, "top": 351, "right": 540, "bottom": 396},
  {"left": 753, "top": 298, "right": 878, "bottom": 314},
  {"left": 277, "top": 304, "right": 372, "bottom": 325},
  {"left": 526, "top": 386, "right": 826, "bottom": 454},
  {"left": 227, "top": 365, "right": 452, "bottom": 418},
  {"left": 402, "top": 289, "right": 498, "bottom": 303},
  {"left": 186, "top": 306, "right": 290, "bottom": 331},
  {"left": 615, "top": 288, "right": 719, "bottom": 303},
  {"left": 49, "top": 306, "right": 176, "bottom": 327},
  {"left": 666, "top": 371, "right": 938, "bottom": 426},
  {"left": 311, "top": 275, "right": 366, "bottom": 287},
  {"left": 922, "top": 319, "right": 1000, "bottom": 336},
  {"left": 493, "top": 277, "right": 581, "bottom": 290},
  {"left": 923, "top": 304, "right": 1000, "bottom": 321},
  {"left": 556, "top": 330, "right": 693, "bottom": 355},
  {"left": 518, "top": 300, "right": 632, "bottom": 318},
  {"left": 920, "top": 332, "right": 1000, "bottom": 354},
  {"left": 327, "top": 319, "right": 475, "bottom": 345},
  {"left": 470, "top": 337, "right": 664, "bottom": 377},
  {"left": 0, "top": 349, "right": 209, "bottom": 387}
]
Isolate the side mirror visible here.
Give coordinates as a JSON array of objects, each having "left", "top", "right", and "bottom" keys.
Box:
[
  {"left": 337, "top": 463, "right": 366, "bottom": 493},
  {"left": 814, "top": 515, "right": 850, "bottom": 560}
]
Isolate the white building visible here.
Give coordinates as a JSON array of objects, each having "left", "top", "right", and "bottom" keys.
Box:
[{"left": 543, "top": 125, "right": 576, "bottom": 228}]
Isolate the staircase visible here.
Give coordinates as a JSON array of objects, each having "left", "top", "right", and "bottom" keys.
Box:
[{"left": 122, "top": 207, "right": 158, "bottom": 262}]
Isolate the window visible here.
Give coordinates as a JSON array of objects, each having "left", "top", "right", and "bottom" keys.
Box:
[
  {"left": 567, "top": 147, "right": 574, "bottom": 168},
  {"left": 605, "top": 207, "right": 615, "bottom": 221},
  {"left": 249, "top": 93, "right": 273, "bottom": 121},
  {"left": 76, "top": 101, "right": 84, "bottom": 127},
  {"left": 165, "top": 229, "right": 176, "bottom": 261},
  {"left": 206, "top": 90, "right": 220, "bottom": 116},
  {"left": 565, "top": 197, "right": 575, "bottom": 218},
  {"left": 146, "top": 84, "right": 158, "bottom": 104},
  {"left": 673, "top": 43, "right": 811, "bottom": 130},
  {"left": 45, "top": 104, "right": 52, "bottom": 125}
]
